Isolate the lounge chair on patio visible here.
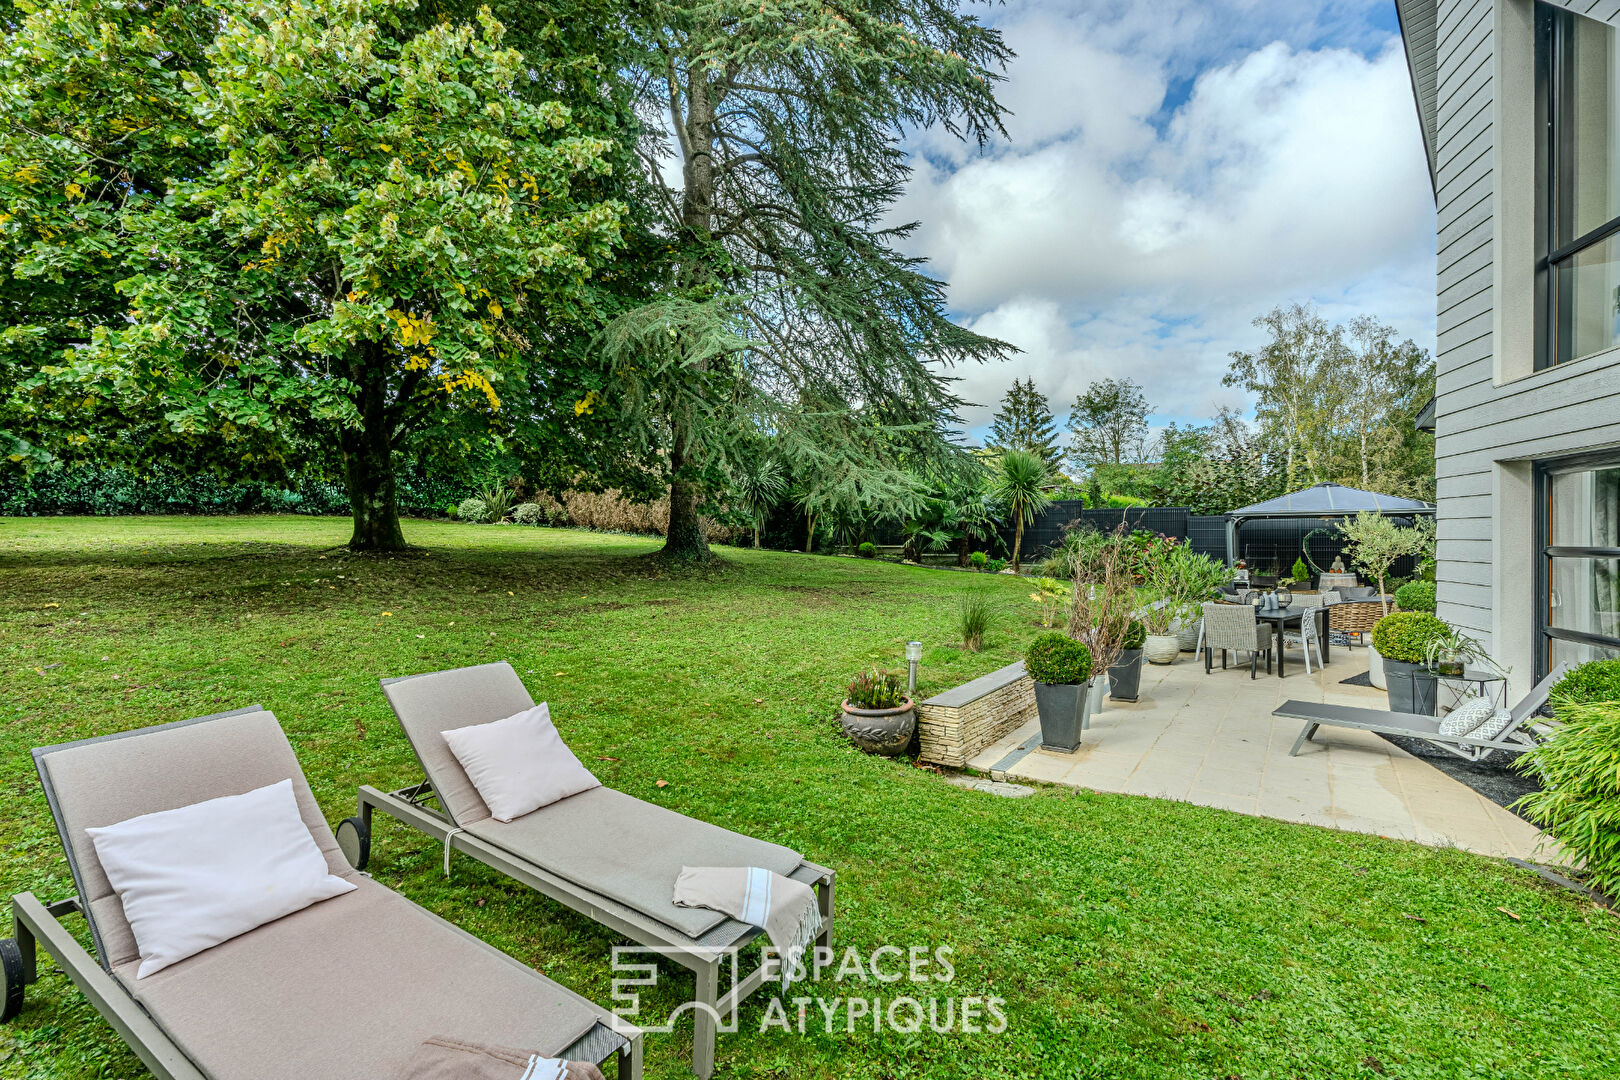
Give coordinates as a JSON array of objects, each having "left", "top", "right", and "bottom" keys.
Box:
[
  {"left": 1275, "top": 663, "right": 1569, "bottom": 762},
  {"left": 351, "top": 662, "right": 835, "bottom": 1079},
  {"left": 2, "top": 706, "right": 640, "bottom": 1080}
]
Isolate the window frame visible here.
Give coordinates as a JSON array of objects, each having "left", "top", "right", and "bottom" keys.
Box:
[
  {"left": 1535, "top": 452, "right": 1620, "bottom": 679},
  {"left": 1534, "top": 3, "right": 1620, "bottom": 369}
]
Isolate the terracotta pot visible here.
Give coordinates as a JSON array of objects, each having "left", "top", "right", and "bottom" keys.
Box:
[
  {"left": 840, "top": 698, "right": 916, "bottom": 756},
  {"left": 1143, "top": 635, "right": 1180, "bottom": 665}
]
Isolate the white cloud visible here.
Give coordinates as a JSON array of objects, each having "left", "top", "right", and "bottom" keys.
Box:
[{"left": 902, "top": 3, "right": 1436, "bottom": 442}]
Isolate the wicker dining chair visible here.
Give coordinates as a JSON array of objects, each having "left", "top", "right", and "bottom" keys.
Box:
[
  {"left": 1329, "top": 598, "right": 1390, "bottom": 646},
  {"left": 1201, "top": 602, "right": 1273, "bottom": 678}
]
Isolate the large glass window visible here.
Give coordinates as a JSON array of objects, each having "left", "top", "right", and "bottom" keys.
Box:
[
  {"left": 1541, "top": 460, "right": 1620, "bottom": 672},
  {"left": 1536, "top": 5, "right": 1620, "bottom": 367}
]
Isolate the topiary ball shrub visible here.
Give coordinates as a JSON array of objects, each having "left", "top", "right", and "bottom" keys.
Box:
[
  {"left": 1393, "top": 580, "right": 1437, "bottom": 612},
  {"left": 1121, "top": 619, "right": 1146, "bottom": 651},
  {"left": 1551, "top": 658, "right": 1620, "bottom": 709},
  {"left": 511, "top": 502, "right": 544, "bottom": 525},
  {"left": 1025, "top": 632, "right": 1093, "bottom": 685},
  {"left": 456, "top": 496, "right": 491, "bottom": 523},
  {"left": 858, "top": 542, "right": 876, "bottom": 559},
  {"left": 1371, "top": 611, "right": 1450, "bottom": 663},
  {"left": 969, "top": 551, "right": 988, "bottom": 570}
]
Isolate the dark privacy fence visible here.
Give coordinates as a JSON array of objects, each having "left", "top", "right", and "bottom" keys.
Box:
[
  {"left": 1001, "top": 505, "right": 1425, "bottom": 579},
  {"left": 1003, "top": 505, "right": 1218, "bottom": 560},
  {"left": 1231, "top": 515, "right": 1423, "bottom": 579}
]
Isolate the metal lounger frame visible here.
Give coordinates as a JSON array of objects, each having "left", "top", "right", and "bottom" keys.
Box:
[
  {"left": 6, "top": 707, "right": 642, "bottom": 1080},
  {"left": 1276, "top": 663, "right": 1570, "bottom": 764},
  {"left": 356, "top": 778, "right": 834, "bottom": 1080}
]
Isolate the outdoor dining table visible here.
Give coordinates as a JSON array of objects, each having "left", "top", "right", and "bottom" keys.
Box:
[{"left": 1252, "top": 604, "right": 1331, "bottom": 678}]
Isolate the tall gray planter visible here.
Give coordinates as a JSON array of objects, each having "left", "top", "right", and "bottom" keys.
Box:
[
  {"left": 1108, "top": 650, "right": 1143, "bottom": 701},
  {"left": 1033, "top": 680, "right": 1094, "bottom": 752},
  {"left": 1382, "top": 660, "right": 1438, "bottom": 716}
]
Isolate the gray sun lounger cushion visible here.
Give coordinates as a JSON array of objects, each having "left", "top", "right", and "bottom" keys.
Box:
[
  {"left": 115, "top": 876, "right": 600, "bottom": 1080},
  {"left": 32, "top": 707, "right": 606, "bottom": 1080},
  {"left": 32, "top": 708, "right": 351, "bottom": 971},
  {"left": 382, "top": 662, "right": 805, "bottom": 937},
  {"left": 465, "top": 787, "right": 803, "bottom": 938}
]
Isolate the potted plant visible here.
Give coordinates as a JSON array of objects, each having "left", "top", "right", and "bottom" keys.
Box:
[
  {"left": 1140, "top": 542, "right": 1185, "bottom": 664},
  {"left": 1291, "top": 556, "right": 1312, "bottom": 590},
  {"left": 1424, "top": 626, "right": 1494, "bottom": 677},
  {"left": 840, "top": 668, "right": 915, "bottom": 756},
  {"left": 1370, "top": 611, "right": 1450, "bottom": 714},
  {"left": 1108, "top": 620, "right": 1146, "bottom": 701},
  {"left": 1025, "top": 631, "right": 1094, "bottom": 752}
]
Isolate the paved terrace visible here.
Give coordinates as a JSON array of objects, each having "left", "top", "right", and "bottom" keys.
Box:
[{"left": 969, "top": 647, "right": 1548, "bottom": 860}]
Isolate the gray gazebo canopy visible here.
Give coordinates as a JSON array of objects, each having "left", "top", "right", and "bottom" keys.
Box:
[
  {"left": 1224, "top": 482, "right": 1436, "bottom": 566},
  {"left": 1228, "top": 482, "right": 1435, "bottom": 521}
]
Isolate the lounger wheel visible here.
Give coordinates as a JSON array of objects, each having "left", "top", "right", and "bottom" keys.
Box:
[
  {"left": 0, "top": 938, "right": 24, "bottom": 1022},
  {"left": 336, "top": 816, "right": 370, "bottom": 871}
]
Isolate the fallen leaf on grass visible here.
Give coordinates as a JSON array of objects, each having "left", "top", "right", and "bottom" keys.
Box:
[
  {"left": 355, "top": 720, "right": 367, "bottom": 739},
  {"left": 655, "top": 779, "right": 669, "bottom": 788},
  {"left": 1401, "top": 914, "right": 1427, "bottom": 923},
  {"left": 597, "top": 756, "right": 620, "bottom": 762},
  {"left": 380, "top": 611, "right": 393, "bottom": 617},
  {"left": 1497, "top": 906, "right": 1521, "bottom": 921},
  {"left": 42, "top": 603, "right": 59, "bottom": 608}
]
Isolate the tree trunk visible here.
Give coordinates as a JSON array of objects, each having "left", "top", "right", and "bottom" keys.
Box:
[
  {"left": 752, "top": 520, "right": 761, "bottom": 548},
  {"left": 1011, "top": 510, "right": 1024, "bottom": 572},
  {"left": 660, "top": 433, "right": 710, "bottom": 561},
  {"left": 342, "top": 350, "right": 407, "bottom": 552},
  {"left": 654, "top": 65, "right": 721, "bottom": 563},
  {"left": 804, "top": 512, "right": 817, "bottom": 553}
]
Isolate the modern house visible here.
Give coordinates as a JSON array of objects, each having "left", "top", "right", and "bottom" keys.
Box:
[{"left": 1399, "top": 0, "right": 1620, "bottom": 694}]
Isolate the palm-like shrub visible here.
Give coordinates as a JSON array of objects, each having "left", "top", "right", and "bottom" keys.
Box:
[
  {"left": 1513, "top": 700, "right": 1620, "bottom": 898},
  {"left": 1371, "top": 611, "right": 1450, "bottom": 663},
  {"left": 989, "top": 449, "right": 1052, "bottom": 572},
  {"left": 477, "top": 482, "right": 514, "bottom": 523},
  {"left": 731, "top": 456, "right": 786, "bottom": 548},
  {"left": 1025, "top": 632, "right": 1092, "bottom": 685}
]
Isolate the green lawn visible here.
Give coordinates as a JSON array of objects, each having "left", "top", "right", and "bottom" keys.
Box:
[{"left": 1, "top": 516, "right": 1617, "bottom": 1079}]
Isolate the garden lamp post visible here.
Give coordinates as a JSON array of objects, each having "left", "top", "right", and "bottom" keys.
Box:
[{"left": 906, "top": 641, "right": 923, "bottom": 695}]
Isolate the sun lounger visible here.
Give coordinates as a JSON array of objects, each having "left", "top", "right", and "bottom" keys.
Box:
[
  {"left": 1, "top": 707, "right": 641, "bottom": 1080},
  {"left": 1275, "top": 663, "right": 1569, "bottom": 762},
  {"left": 352, "top": 662, "right": 834, "bottom": 1079}
]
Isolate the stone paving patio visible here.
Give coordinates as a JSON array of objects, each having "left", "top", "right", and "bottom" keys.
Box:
[{"left": 968, "top": 645, "right": 1549, "bottom": 860}]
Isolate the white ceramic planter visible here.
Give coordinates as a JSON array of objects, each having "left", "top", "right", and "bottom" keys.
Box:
[
  {"left": 1368, "top": 643, "right": 1387, "bottom": 690},
  {"left": 1143, "top": 635, "right": 1180, "bottom": 665}
]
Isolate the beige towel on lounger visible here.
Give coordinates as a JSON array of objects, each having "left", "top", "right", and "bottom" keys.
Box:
[
  {"left": 394, "top": 1035, "right": 604, "bottom": 1080},
  {"left": 672, "top": 866, "right": 822, "bottom": 988}
]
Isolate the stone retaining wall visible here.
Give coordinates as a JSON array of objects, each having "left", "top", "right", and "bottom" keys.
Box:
[{"left": 916, "top": 661, "right": 1036, "bottom": 767}]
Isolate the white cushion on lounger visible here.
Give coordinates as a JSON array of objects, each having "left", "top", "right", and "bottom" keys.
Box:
[
  {"left": 1439, "top": 696, "right": 1495, "bottom": 737},
  {"left": 87, "top": 778, "right": 356, "bottom": 978},
  {"left": 442, "top": 703, "right": 600, "bottom": 822},
  {"left": 1472, "top": 707, "right": 1517, "bottom": 741}
]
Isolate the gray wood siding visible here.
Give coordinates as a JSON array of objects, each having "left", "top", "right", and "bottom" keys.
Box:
[{"left": 1425, "top": 0, "right": 1620, "bottom": 668}]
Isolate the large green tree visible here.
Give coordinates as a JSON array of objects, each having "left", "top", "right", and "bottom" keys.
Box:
[
  {"left": 1, "top": 0, "right": 630, "bottom": 550},
  {"left": 1223, "top": 303, "right": 1346, "bottom": 491},
  {"left": 1066, "top": 377, "right": 1150, "bottom": 471},
  {"left": 591, "top": 0, "right": 1014, "bottom": 562},
  {"left": 985, "top": 376, "right": 1061, "bottom": 470}
]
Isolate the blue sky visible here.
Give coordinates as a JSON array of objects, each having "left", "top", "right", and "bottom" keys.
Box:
[{"left": 893, "top": 0, "right": 1436, "bottom": 450}]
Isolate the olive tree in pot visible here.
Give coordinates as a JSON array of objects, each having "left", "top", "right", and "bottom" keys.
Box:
[
  {"left": 1108, "top": 620, "right": 1146, "bottom": 701},
  {"left": 1340, "top": 511, "right": 1436, "bottom": 691},
  {"left": 1370, "top": 612, "right": 1451, "bottom": 715},
  {"left": 840, "top": 668, "right": 915, "bottom": 755},
  {"left": 1026, "top": 632, "right": 1094, "bottom": 752}
]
